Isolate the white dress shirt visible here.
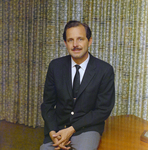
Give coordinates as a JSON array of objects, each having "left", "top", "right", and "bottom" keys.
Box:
[{"left": 71, "top": 54, "right": 90, "bottom": 86}]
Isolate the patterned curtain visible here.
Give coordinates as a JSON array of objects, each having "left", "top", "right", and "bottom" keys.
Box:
[{"left": 0, "top": 0, "right": 148, "bottom": 128}]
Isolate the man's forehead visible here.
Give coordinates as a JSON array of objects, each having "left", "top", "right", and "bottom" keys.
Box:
[
  {"left": 67, "top": 25, "right": 85, "bottom": 31},
  {"left": 66, "top": 25, "right": 86, "bottom": 37}
]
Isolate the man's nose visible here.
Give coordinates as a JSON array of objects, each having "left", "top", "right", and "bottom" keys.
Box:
[{"left": 73, "top": 40, "right": 78, "bottom": 47}]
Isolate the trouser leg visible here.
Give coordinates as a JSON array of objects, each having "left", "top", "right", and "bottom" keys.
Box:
[
  {"left": 70, "top": 131, "right": 101, "bottom": 150},
  {"left": 40, "top": 131, "right": 101, "bottom": 150},
  {"left": 40, "top": 142, "right": 54, "bottom": 150}
]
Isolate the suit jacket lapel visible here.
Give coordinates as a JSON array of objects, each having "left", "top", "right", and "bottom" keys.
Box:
[
  {"left": 62, "top": 54, "right": 96, "bottom": 102},
  {"left": 63, "top": 56, "right": 73, "bottom": 99},
  {"left": 77, "top": 55, "right": 96, "bottom": 99}
]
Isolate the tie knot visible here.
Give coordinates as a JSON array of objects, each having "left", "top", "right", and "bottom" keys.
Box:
[{"left": 75, "top": 65, "right": 80, "bottom": 71}]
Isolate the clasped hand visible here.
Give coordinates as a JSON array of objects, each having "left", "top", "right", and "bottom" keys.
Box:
[{"left": 50, "top": 126, "right": 75, "bottom": 150}]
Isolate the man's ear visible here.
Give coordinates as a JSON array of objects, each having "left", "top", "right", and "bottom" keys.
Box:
[
  {"left": 64, "top": 41, "right": 67, "bottom": 48},
  {"left": 88, "top": 37, "right": 92, "bottom": 47}
]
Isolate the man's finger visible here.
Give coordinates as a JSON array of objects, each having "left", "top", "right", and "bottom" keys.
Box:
[
  {"left": 57, "top": 135, "right": 61, "bottom": 140},
  {"left": 53, "top": 131, "right": 61, "bottom": 138},
  {"left": 54, "top": 141, "right": 71, "bottom": 150},
  {"left": 65, "top": 141, "right": 71, "bottom": 146},
  {"left": 54, "top": 147, "right": 60, "bottom": 150},
  {"left": 59, "top": 144, "right": 70, "bottom": 150}
]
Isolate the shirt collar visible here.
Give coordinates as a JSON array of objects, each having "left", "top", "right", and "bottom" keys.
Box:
[{"left": 71, "top": 53, "right": 90, "bottom": 70}]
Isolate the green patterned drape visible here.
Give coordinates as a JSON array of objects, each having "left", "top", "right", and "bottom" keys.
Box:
[{"left": 0, "top": 0, "right": 148, "bottom": 128}]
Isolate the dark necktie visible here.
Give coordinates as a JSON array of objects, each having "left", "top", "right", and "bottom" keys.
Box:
[{"left": 73, "top": 65, "right": 81, "bottom": 99}]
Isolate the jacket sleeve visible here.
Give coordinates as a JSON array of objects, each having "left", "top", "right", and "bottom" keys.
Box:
[
  {"left": 41, "top": 62, "right": 58, "bottom": 133},
  {"left": 71, "top": 66, "right": 115, "bottom": 131}
]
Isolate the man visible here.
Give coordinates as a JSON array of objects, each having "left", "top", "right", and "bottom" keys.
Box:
[{"left": 40, "top": 20, "right": 115, "bottom": 150}]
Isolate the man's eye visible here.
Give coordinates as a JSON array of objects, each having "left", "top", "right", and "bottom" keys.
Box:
[{"left": 68, "top": 39, "right": 73, "bottom": 42}]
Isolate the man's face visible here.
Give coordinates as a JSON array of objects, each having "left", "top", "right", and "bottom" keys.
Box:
[{"left": 64, "top": 25, "right": 92, "bottom": 64}]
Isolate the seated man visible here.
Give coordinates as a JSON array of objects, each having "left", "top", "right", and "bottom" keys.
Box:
[{"left": 40, "top": 20, "right": 115, "bottom": 150}]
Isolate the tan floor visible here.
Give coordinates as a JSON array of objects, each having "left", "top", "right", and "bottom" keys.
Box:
[{"left": 0, "top": 120, "right": 44, "bottom": 150}]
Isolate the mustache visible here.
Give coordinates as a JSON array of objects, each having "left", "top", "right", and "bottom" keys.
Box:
[{"left": 72, "top": 47, "right": 82, "bottom": 51}]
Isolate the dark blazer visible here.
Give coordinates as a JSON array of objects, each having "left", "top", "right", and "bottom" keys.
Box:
[{"left": 41, "top": 53, "right": 115, "bottom": 143}]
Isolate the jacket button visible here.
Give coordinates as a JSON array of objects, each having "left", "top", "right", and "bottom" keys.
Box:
[
  {"left": 64, "top": 125, "right": 67, "bottom": 128},
  {"left": 71, "top": 111, "right": 74, "bottom": 115}
]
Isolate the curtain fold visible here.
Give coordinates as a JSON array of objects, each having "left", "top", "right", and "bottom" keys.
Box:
[{"left": 0, "top": 0, "right": 148, "bottom": 128}]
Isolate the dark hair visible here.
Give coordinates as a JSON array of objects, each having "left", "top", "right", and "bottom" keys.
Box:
[{"left": 63, "top": 20, "right": 91, "bottom": 42}]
